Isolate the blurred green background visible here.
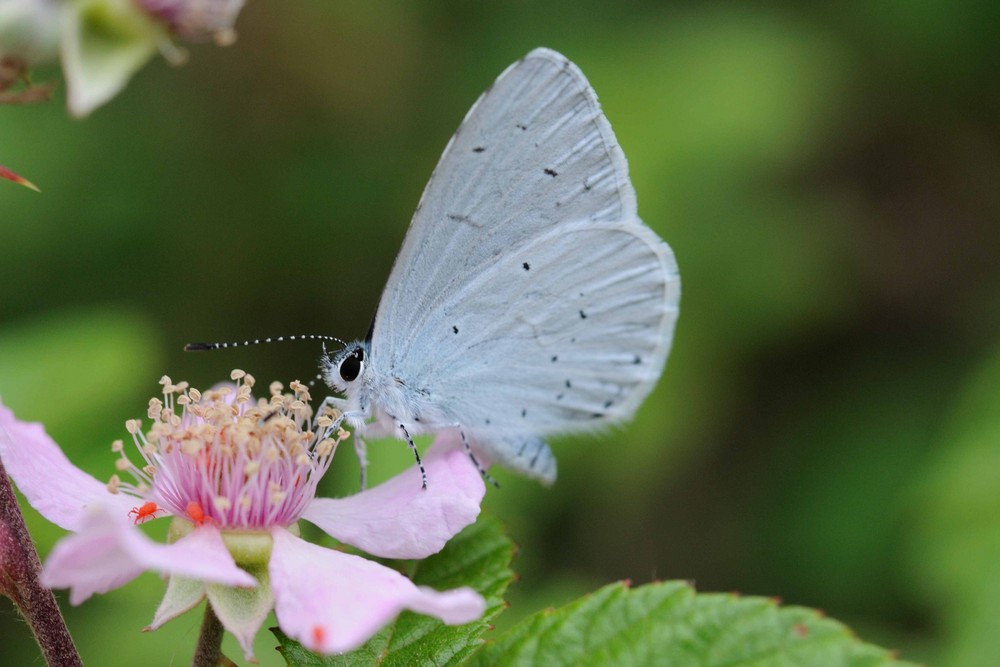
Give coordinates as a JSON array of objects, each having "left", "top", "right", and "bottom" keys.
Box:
[{"left": 2, "top": 1, "right": 1000, "bottom": 665}]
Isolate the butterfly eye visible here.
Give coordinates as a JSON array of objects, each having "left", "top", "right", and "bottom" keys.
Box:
[{"left": 339, "top": 347, "right": 365, "bottom": 382}]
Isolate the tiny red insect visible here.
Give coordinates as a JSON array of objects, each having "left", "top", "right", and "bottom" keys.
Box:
[
  {"left": 128, "top": 501, "right": 159, "bottom": 525},
  {"left": 186, "top": 501, "right": 207, "bottom": 526}
]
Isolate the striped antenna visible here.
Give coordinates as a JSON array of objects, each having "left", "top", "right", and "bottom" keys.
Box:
[{"left": 184, "top": 334, "right": 347, "bottom": 352}]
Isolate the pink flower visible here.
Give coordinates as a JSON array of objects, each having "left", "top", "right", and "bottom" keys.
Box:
[
  {"left": 135, "top": 0, "right": 245, "bottom": 43},
  {"left": 0, "top": 372, "right": 486, "bottom": 659}
]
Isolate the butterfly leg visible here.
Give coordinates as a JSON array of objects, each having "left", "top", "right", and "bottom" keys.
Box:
[
  {"left": 354, "top": 435, "right": 369, "bottom": 491},
  {"left": 458, "top": 429, "right": 499, "bottom": 488},
  {"left": 314, "top": 396, "right": 372, "bottom": 488},
  {"left": 397, "top": 423, "right": 427, "bottom": 490}
]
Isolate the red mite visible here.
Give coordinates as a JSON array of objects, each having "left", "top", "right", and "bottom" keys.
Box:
[
  {"left": 128, "top": 501, "right": 159, "bottom": 525},
  {"left": 186, "top": 501, "right": 207, "bottom": 526}
]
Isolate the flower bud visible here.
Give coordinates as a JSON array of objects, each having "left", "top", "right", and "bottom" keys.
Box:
[{"left": 0, "top": 0, "right": 60, "bottom": 65}]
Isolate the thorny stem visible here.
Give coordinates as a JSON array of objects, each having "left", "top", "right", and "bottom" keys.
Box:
[
  {"left": 192, "top": 602, "right": 228, "bottom": 667},
  {"left": 0, "top": 457, "right": 83, "bottom": 667}
]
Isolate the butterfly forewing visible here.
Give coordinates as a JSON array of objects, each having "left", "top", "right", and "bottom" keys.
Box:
[{"left": 372, "top": 48, "right": 638, "bottom": 360}]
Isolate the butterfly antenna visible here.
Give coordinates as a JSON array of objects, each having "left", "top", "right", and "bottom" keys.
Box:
[{"left": 184, "top": 334, "right": 347, "bottom": 352}]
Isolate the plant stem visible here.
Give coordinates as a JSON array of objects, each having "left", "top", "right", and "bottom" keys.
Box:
[
  {"left": 0, "top": 458, "right": 83, "bottom": 666},
  {"left": 192, "top": 602, "right": 225, "bottom": 667}
]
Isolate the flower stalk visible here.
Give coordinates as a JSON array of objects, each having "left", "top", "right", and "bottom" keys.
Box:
[
  {"left": 192, "top": 603, "right": 226, "bottom": 667},
  {"left": 0, "top": 456, "right": 82, "bottom": 667}
]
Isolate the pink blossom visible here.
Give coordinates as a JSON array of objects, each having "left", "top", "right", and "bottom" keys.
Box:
[
  {"left": 0, "top": 372, "right": 486, "bottom": 659},
  {"left": 135, "top": 0, "right": 245, "bottom": 43}
]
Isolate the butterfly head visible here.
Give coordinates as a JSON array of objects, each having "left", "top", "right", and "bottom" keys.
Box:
[{"left": 321, "top": 340, "right": 369, "bottom": 394}]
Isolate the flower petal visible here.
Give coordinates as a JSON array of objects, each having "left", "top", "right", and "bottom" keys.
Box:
[
  {"left": 41, "top": 508, "right": 255, "bottom": 604},
  {"left": 270, "top": 528, "right": 485, "bottom": 655},
  {"left": 0, "top": 399, "right": 134, "bottom": 532},
  {"left": 303, "top": 431, "right": 484, "bottom": 559}
]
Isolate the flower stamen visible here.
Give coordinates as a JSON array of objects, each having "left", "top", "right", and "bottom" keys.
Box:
[{"left": 107, "top": 371, "right": 346, "bottom": 529}]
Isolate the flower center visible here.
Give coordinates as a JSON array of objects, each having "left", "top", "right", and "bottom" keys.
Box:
[{"left": 107, "top": 370, "right": 347, "bottom": 529}]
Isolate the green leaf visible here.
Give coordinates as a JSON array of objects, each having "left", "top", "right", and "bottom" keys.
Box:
[
  {"left": 274, "top": 515, "right": 515, "bottom": 666},
  {"left": 468, "top": 581, "right": 916, "bottom": 667}
]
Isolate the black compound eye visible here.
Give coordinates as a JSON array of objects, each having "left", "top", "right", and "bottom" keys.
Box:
[{"left": 339, "top": 347, "right": 365, "bottom": 382}]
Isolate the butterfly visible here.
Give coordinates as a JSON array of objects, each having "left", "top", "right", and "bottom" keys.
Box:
[{"left": 316, "top": 48, "right": 680, "bottom": 487}]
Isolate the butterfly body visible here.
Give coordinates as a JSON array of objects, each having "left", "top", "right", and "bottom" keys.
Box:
[{"left": 321, "top": 48, "right": 680, "bottom": 485}]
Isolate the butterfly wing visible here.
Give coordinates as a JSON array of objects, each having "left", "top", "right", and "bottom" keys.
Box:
[{"left": 369, "top": 48, "right": 680, "bottom": 482}]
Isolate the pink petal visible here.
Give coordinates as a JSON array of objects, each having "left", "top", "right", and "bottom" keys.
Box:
[
  {"left": 269, "top": 528, "right": 485, "bottom": 655},
  {"left": 303, "top": 431, "right": 484, "bottom": 559},
  {"left": 41, "top": 508, "right": 255, "bottom": 604},
  {"left": 0, "top": 399, "right": 135, "bottom": 531}
]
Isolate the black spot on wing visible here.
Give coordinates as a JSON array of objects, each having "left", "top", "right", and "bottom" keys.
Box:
[{"left": 530, "top": 443, "right": 543, "bottom": 466}]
